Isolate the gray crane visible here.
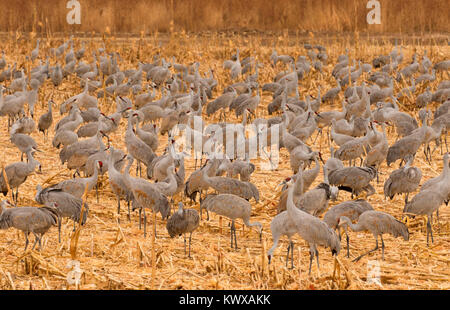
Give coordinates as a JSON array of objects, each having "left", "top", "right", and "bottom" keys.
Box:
[
  {"left": 0, "top": 200, "right": 59, "bottom": 251},
  {"left": 386, "top": 126, "right": 426, "bottom": 167},
  {"left": 35, "top": 185, "right": 89, "bottom": 243},
  {"left": 200, "top": 193, "right": 262, "bottom": 249},
  {"left": 282, "top": 173, "right": 340, "bottom": 274},
  {"left": 184, "top": 159, "right": 220, "bottom": 203},
  {"left": 107, "top": 147, "right": 134, "bottom": 222},
  {"left": 267, "top": 210, "right": 299, "bottom": 269},
  {"left": 125, "top": 114, "right": 156, "bottom": 176},
  {"left": 38, "top": 100, "right": 53, "bottom": 138},
  {"left": 201, "top": 162, "right": 259, "bottom": 202},
  {"left": 339, "top": 210, "right": 409, "bottom": 262},
  {"left": 123, "top": 155, "right": 170, "bottom": 238},
  {"left": 384, "top": 155, "right": 422, "bottom": 204},
  {"left": 323, "top": 199, "right": 374, "bottom": 257},
  {"left": 0, "top": 149, "right": 41, "bottom": 205},
  {"left": 11, "top": 117, "right": 36, "bottom": 135},
  {"left": 328, "top": 165, "right": 377, "bottom": 198},
  {"left": 206, "top": 88, "right": 237, "bottom": 120},
  {"left": 166, "top": 202, "right": 200, "bottom": 257},
  {"left": 47, "top": 160, "right": 102, "bottom": 199},
  {"left": 52, "top": 129, "right": 78, "bottom": 149},
  {"left": 10, "top": 126, "right": 39, "bottom": 161}
]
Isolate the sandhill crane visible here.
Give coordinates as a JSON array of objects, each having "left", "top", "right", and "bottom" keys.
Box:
[
  {"left": 35, "top": 185, "right": 89, "bottom": 243},
  {"left": 0, "top": 200, "right": 59, "bottom": 251},
  {"left": 334, "top": 133, "right": 370, "bottom": 166},
  {"left": 107, "top": 147, "right": 133, "bottom": 222},
  {"left": 184, "top": 159, "right": 220, "bottom": 203},
  {"left": 323, "top": 199, "right": 374, "bottom": 257},
  {"left": 416, "top": 87, "right": 432, "bottom": 109},
  {"left": 322, "top": 78, "right": 341, "bottom": 103},
  {"left": 47, "top": 161, "right": 102, "bottom": 199},
  {"left": 60, "top": 79, "right": 98, "bottom": 114},
  {"left": 135, "top": 118, "right": 158, "bottom": 152},
  {"left": 364, "top": 122, "right": 389, "bottom": 182},
  {"left": 11, "top": 117, "right": 36, "bottom": 135},
  {"left": 206, "top": 88, "right": 237, "bottom": 120},
  {"left": 166, "top": 202, "right": 200, "bottom": 257},
  {"left": 328, "top": 165, "right": 377, "bottom": 198},
  {"left": 201, "top": 161, "right": 259, "bottom": 202},
  {"left": 386, "top": 124, "right": 426, "bottom": 167},
  {"left": 339, "top": 210, "right": 409, "bottom": 262},
  {"left": 50, "top": 64, "right": 63, "bottom": 87},
  {"left": 267, "top": 210, "right": 298, "bottom": 269},
  {"left": 200, "top": 193, "right": 262, "bottom": 249},
  {"left": 384, "top": 155, "right": 422, "bottom": 204},
  {"left": 421, "top": 153, "right": 449, "bottom": 193},
  {"left": 123, "top": 155, "right": 170, "bottom": 237},
  {"left": 404, "top": 188, "right": 446, "bottom": 247},
  {"left": 52, "top": 129, "right": 78, "bottom": 149},
  {"left": 38, "top": 100, "right": 53, "bottom": 138},
  {"left": 296, "top": 167, "right": 339, "bottom": 217},
  {"left": 0, "top": 149, "right": 41, "bottom": 205},
  {"left": 280, "top": 174, "right": 340, "bottom": 274},
  {"left": 153, "top": 165, "right": 178, "bottom": 200}
]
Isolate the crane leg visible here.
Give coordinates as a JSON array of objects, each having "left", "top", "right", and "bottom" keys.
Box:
[
  {"left": 285, "top": 242, "right": 291, "bottom": 268},
  {"left": 426, "top": 215, "right": 433, "bottom": 246},
  {"left": 138, "top": 208, "right": 142, "bottom": 230},
  {"left": 127, "top": 198, "right": 131, "bottom": 221},
  {"left": 58, "top": 217, "right": 62, "bottom": 243},
  {"left": 31, "top": 232, "right": 39, "bottom": 250},
  {"left": 308, "top": 248, "right": 314, "bottom": 275},
  {"left": 184, "top": 234, "right": 187, "bottom": 256},
  {"left": 404, "top": 193, "right": 409, "bottom": 205},
  {"left": 346, "top": 232, "right": 350, "bottom": 258},
  {"left": 24, "top": 232, "right": 30, "bottom": 251},
  {"left": 315, "top": 248, "right": 320, "bottom": 272},
  {"left": 143, "top": 208, "right": 147, "bottom": 238},
  {"left": 290, "top": 241, "right": 294, "bottom": 270},
  {"left": 353, "top": 237, "right": 379, "bottom": 262},
  {"left": 380, "top": 235, "right": 385, "bottom": 260},
  {"left": 117, "top": 198, "right": 121, "bottom": 224},
  {"left": 188, "top": 232, "right": 192, "bottom": 258}
]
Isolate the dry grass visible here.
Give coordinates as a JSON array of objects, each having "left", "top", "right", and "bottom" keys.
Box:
[
  {"left": 0, "top": 31, "right": 449, "bottom": 290},
  {"left": 1, "top": 0, "right": 450, "bottom": 34}
]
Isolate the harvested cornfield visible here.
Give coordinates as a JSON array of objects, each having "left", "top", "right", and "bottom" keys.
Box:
[{"left": 0, "top": 30, "right": 449, "bottom": 291}]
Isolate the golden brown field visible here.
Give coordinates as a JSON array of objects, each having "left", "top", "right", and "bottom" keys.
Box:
[
  {"left": 0, "top": 30, "right": 449, "bottom": 290},
  {"left": 2, "top": 0, "right": 450, "bottom": 34}
]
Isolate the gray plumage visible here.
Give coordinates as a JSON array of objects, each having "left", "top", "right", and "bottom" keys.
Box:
[
  {"left": 35, "top": 185, "right": 89, "bottom": 243},
  {"left": 200, "top": 193, "right": 262, "bottom": 249},
  {"left": 384, "top": 155, "right": 422, "bottom": 204},
  {"left": 283, "top": 172, "right": 340, "bottom": 274},
  {"left": 166, "top": 202, "right": 200, "bottom": 257},
  {"left": 267, "top": 210, "right": 299, "bottom": 269},
  {"left": 123, "top": 155, "right": 170, "bottom": 237},
  {"left": 0, "top": 150, "right": 41, "bottom": 204},
  {"left": 339, "top": 210, "right": 409, "bottom": 262},
  {"left": 202, "top": 162, "right": 259, "bottom": 202},
  {"left": 386, "top": 127, "right": 426, "bottom": 166},
  {"left": 0, "top": 200, "right": 58, "bottom": 251},
  {"left": 328, "top": 166, "right": 377, "bottom": 198},
  {"left": 323, "top": 199, "right": 374, "bottom": 257},
  {"left": 38, "top": 100, "right": 53, "bottom": 137}
]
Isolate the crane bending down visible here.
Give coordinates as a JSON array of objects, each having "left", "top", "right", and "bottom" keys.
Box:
[{"left": 339, "top": 210, "right": 409, "bottom": 262}]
